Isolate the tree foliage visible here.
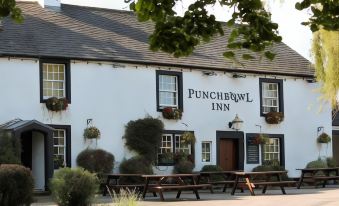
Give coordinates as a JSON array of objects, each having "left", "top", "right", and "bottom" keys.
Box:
[
  {"left": 0, "top": 131, "right": 21, "bottom": 164},
  {"left": 0, "top": 0, "right": 23, "bottom": 23}
]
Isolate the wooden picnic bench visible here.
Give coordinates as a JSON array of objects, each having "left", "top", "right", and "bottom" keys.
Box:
[
  {"left": 296, "top": 167, "right": 339, "bottom": 189},
  {"left": 142, "top": 174, "right": 212, "bottom": 201},
  {"left": 231, "top": 171, "right": 296, "bottom": 196},
  {"left": 198, "top": 171, "right": 243, "bottom": 193}
]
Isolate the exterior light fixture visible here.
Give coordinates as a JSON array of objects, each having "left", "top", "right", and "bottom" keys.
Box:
[
  {"left": 232, "top": 73, "right": 246, "bottom": 78},
  {"left": 202, "top": 71, "right": 217, "bottom": 76},
  {"left": 228, "top": 114, "right": 243, "bottom": 131}
]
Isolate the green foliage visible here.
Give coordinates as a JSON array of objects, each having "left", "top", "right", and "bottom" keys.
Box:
[
  {"left": 312, "top": 30, "right": 339, "bottom": 106},
  {"left": 123, "top": 117, "right": 164, "bottom": 161},
  {"left": 326, "top": 157, "right": 338, "bottom": 167},
  {"left": 174, "top": 160, "right": 194, "bottom": 174},
  {"left": 76, "top": 148, "right": 114, "bottom": 174},
  {"left": 83, "top": 126, "right": 101, "bottom": 139},
  {"left": 182, "top": 131, "right": 196, "bottom": 144},
  {"left": 265, "top": 111, "right": 284, "bottom": 124},
  {"left": 295, "top": 0, "right": 339, "bottom": 31},
  {"left": 0, "top": 131, "right": 21, "bottom": 164},
  {"left": 317, "top": 132, "right": 331, "bottom": 143},
  {"left": 252, "top": 160, "right": 287, "bottom": 180},
  {"left": 0, "top": 164, "right": 34, "bottom": 206},
  {"left": 45, "top": 97, "right": 68, "bottom": 112},
  {"left": 253, "top": 133, "right": 269, "bottom": 145},
  {"left": 200, "top": 165, "right": 224, "bottom": 182},
  {"left": 306, "top": 159, "right": 328, "bottom": 168},
  {"left": 50, "top": 167, "right": 99, "bottom": 206},
  {"left": 0, "top": 0, "right": 23, "bottom": 23},
  {"left": 162, "top": 107, "right": 182, "bottom": 120},
  {"left": 112, "top": 189, "right": 139, "bottom": 206},
  {"left": 119, "top": 156, "right": 153, "bottom": 175}
]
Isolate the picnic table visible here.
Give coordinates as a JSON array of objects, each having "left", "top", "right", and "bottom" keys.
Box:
[
  {"left": 102, "top": 173, "right": 146, "bottom": 196},
  {"left": 142, "top": 174, "right": 212, "bottom": 201},
  {"left": 198, "top": 171, "right": 242, "bottom": 193},
  {"left": 231, "top": 171, "right": 296, "bottom": 196},
  {"left": 296, "top": 167, "right": 339, "bottom": 188}
]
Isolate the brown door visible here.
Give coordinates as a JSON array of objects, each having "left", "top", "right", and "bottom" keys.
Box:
[{"left": 219, "top": 138, "right": 238, "bottom": 171}]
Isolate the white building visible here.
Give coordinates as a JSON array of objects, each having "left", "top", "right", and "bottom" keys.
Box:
[{"left": 0, "top": 1, "right": 335, "bottom": 191}]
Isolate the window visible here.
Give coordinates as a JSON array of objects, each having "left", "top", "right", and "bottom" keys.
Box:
[
  {"left": 156, "top": 71, "right": 183, "bottom": 111},
  {"left": 263, "top": 138, "right": 280, "bottom": 162},
  {"left": 49, "top": 125, "right": 71, "bottom": 169},
  {"left": 40, "top": 60, "right": 71, "bottom": 102},
  {"left": 259, "top": 78, "right": 283, "bottom": 115},
  {"left": 201, "top": 141, "right": 211, "bottom": 162},
  {"left": 157, "top": 131, "right": 193, "bottom": 165}
]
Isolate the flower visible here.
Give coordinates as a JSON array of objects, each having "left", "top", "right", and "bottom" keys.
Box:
[
  {"left": 162, "top": 107, "right": 182, "bottom": 120},
  {"left": 45, "top": 97, "right": 68, "bottom": 112},
  {"left": 317, "top": 132, "right": 331, "bottom": 143},
  {"left": 253, "top": 134, "right": 269, "bottom": 145},
  {"left": 265, "top": 112, "right": 284, "bottom": 124},
  {"left": 83, "top": 126, "right": 101, "bottom": 139}
]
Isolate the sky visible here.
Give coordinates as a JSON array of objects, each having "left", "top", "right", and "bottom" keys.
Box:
[{"left": 61, "top": 0, "right": 313, "bottom": 61}]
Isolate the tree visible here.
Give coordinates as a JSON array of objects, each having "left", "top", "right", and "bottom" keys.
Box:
[
  {"left": 0, "top": 0, "right": 23, "bottom": 23},
  {"left": 127, "top": 0, "right": 338, "bottom": 104}
]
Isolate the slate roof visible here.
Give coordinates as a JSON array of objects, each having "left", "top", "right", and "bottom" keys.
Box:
[{"left": 0, "top": 2, "right": 314, "bottom": 77}]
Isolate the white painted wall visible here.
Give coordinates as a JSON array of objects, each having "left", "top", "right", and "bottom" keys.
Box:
[
  {"left": 32, "top": 131, "right": 45, "bottom": 190},
  {"left": 0, "top": 58, "right": 332, "bottom": 178}
]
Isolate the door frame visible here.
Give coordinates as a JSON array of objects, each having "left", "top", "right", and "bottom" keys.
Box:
[{"left": 216, "top": 131, "right": 244, "bottom": 170}]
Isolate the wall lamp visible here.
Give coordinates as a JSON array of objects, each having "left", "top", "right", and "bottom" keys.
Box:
[
  {"left": 232, "top": 73, "right": 246, "bottom": 78},
  {"left": 306, "top": 78, "right": 316, "bottom": 83},
  {"left": 228, "top": 114, "right": 244, "bottom": 131},
  {"left": 202, "top": 71, "right": 217, "bottom": 76}
]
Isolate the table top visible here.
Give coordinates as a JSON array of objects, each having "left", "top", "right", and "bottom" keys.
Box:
[
  {"left": 142, "top": 174, "right": 200, "bottom": 178},
  {"left": 199, "top": 171, "right": 238, "bottom": 175},
  {"left": 296, "top": 167, "right": 339, "bottom": 172},
  {"left": 233, "top": 171, "right": 287, "bottom": 176},
  {"left": 104, "top": 173, "right": 143, "bottom": 177}
]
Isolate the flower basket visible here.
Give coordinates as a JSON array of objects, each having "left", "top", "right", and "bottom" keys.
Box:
[
  {"left": 162, "top": 107, "right": 182, "bottom": 120},
  {"left": 253, "top": 134, "right": 269, "bottom": 145},
  {"left": 83, "top": 126, "right": 101, "bottom": 139},
  {"left": 45, "top": 97, "right": 68, "bottom": 112},
  {"left": 317, "top": 132, "right": 331, "bottom": 143},
  {"left": 182, "top": 132, "right": 196, "bottom": 144},
  {"left": 265, "top": 112, "right": 284, "bottom": 124}
]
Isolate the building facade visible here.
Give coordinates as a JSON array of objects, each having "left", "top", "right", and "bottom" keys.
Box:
[{"left": 0, "top": 1, "right": 334, "bottom": 190}]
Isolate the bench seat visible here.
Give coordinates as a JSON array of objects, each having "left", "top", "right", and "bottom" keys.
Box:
[{"left": 149, "top": 184, "right": 212, "bottom": 191}]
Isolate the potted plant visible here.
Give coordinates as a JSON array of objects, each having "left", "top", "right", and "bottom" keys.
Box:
[
  {"left": 45, "top": 97, "right": 68, "bottom": 112},
  {"left": 158, "top": 152, "right": 174, "bottom": 164},
  {"left": 265, "top": 111, "right": 284, "bottom": 124},
  {"left": 253, "top": 134, "right": 269, "bottom": 145},
  {"left": 317, "top": 132, "right": 331, "bottom": 143},
  {"left": 83, "top": 126, "right": 101, "bottom": 139},
  {"left": 162, "top": 107, "right": 182, "bottom": 120},
  {"left": 182, "top": 132, "right": 196, "bottom": 144}
]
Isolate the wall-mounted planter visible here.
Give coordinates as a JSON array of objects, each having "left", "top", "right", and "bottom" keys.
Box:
[
  {"left": 317, "top": 132, "right": 331, "bottom": 144},
  {"left": 265, "top": 112, "right": 284, "bottom": 124},
  {"left": 83, "top": 126, "right": 101, "bottom": 139},
  {"left": 253, "top": 134, "right": 269, "bottom": 145},
  {"left": 45, "top": 97, "right": 68, "bottom": 112},
  {"left": 162, "top": 107, "right": 182, "bottom": 120}
]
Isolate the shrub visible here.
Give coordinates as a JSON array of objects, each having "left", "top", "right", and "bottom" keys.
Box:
[
  {"left": 252, "top": 160, "right": 287, "bottom": 180},
  {"left": 326, "top": 157, "right": 338, "bottom": 167},
  {"left": 123, "top": 117, "right": 164, "bottom": 161},
  {"left": 173, "top": 152, "right": 194, "bottom": 164},
  {"left": 317, "top": 132, "right": 331, "bottom": 143},
  {"left": 119, "top": 156, "right": 153, "bottom": 184},
  {"left": 50, "top": 167, "right": 99, "bottom": 206},
  {"left": 174, "top": 160, "right": 194, "bottom": 174},
  {"left": 112, "top": 188, "right": 139, "bottom": 206},
  {"left": 76, "top": 149, "right": 114, "bottom": 174},
  {"left": 306, "top": 159, "right": 328, "bottom": 168},
  {"left": 0, "top": 132, "right": 21, "bottom": 164},
  {"left": 0, "top": 164, "right": 34, "bottom": 206},
  {"left": 83, "top": 126, "right": 101, "bottom": 139},
  {"left": 200, "top": 165, "right": 224, "bottom": 182}
]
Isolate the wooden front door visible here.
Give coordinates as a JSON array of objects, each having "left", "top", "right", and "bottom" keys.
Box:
[{"left": 219, "top": 138, "right": 238, "bottom": 171}]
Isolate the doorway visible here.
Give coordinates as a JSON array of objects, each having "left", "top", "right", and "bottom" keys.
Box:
[
  {"left": 217, "top": 131, "right": 244, "bottom": 171},
  {"left": 332, "top": 132, "right": 339, "bottom": 164}
]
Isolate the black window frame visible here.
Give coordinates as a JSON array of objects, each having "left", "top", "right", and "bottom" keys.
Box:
[
  {"left": 48, "top": 124, "right": 72, "bottom": 169},
  {"left": 261, "top": 134, "right": 285, "bottom": 167},
  {"left": 156, "top": 70, "right": 183, "bottom": 112},
  {"left": 259, "top": 78, "right": 284, "bottom": 116},
  {"left": 157, "top": 130, "right": 194, "bottom": 166},
  {"left": 40, "top": 59, "right": 71, "bottom": 103}
]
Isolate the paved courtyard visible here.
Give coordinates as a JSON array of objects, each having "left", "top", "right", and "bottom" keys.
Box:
[{"left": 33, "top": 186, "right": 339, "bottom": 206}]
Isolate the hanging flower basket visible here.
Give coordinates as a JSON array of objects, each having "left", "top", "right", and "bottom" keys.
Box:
[
  {"left": 265, "top": 112, "right": 284, "bottom": 124},
  {"left": 45, "top": 97, "right": 68, "bottom": 112},
  {"left": 317, "top": 132, "right": 331, "bottom": 143},
  {"left": 83, "top": 126, "right": 101, "bottom": 139},
  {"left": 253, "top": 134, "right": 269, "bottom": 145},
  {"left": 162, "top": 107, "right": 182, "bottom": 120},
  {"left": 182, "top": 132, "right": 196, "bottom": 144}
]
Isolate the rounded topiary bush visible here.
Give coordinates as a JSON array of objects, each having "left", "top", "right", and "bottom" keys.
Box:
[
  {"left": 123, "top": 117, "right": 164, "bottom": 161},
  {"left": 306, "top": 159, "right": 328, "bottom": 168},
  {"left": 326, "top": 157, "right": 338, "bottom": 167},
  {"left": 200, "top": 165, "right": 223, "bottom": 172},
  {"left": 76, "top": 149, "right": 114, "bottom": 174},
  {"left": 50, "top": 167, "right": 99, "bottom": 206},
  {"left": 252, "top": 160, "right": 287, "bottom": 180},
  {"left": 174, "top": 160, "right": 194, "bottom": 174},
  {"left": 0, "top": 164, "right": 34, "bottom": 206},
  {"left": 119, "top": 156, "right": 153, "bottom": 175}
]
